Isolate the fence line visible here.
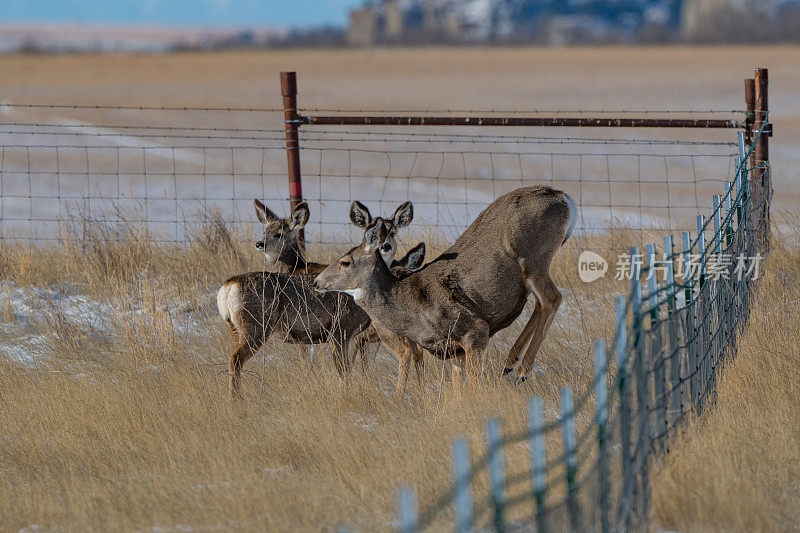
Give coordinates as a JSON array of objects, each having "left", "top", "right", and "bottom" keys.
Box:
[
  {"left": 0, "top": 67, "right": 772, "bottom": 531},
  {"left": 394, "top": 105, "right": 771, "bottom": 531}
]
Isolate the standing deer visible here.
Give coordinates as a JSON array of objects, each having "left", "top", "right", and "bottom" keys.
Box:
[
  {"left": 217, "top": 199, "right": 421, "bottom": 395},
  {"left": 314, "top": 186, "right": 577, "bottom": 395}
]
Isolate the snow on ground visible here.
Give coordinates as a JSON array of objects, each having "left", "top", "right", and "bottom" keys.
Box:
[{"left": 0, "top": 281, "right": 214, "bottom": 366}]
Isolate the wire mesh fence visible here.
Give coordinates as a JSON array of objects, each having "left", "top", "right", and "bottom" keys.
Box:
[
  {"left": 0, "top": 108, "right": 741, "bottom": 254},
  {"left": 395, "top": 115, "right": 771, "bottom": 531},
  {"left": 0, "top": 68, "right": 771, "bottom": 531}
]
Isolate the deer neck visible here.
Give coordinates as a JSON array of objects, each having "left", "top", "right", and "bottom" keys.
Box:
[
  {"left": 358, "top": 259, "right": 424, "bottom": 332},
  {"left": 272, "top": 241, "right": 308, "bottom": 273}
]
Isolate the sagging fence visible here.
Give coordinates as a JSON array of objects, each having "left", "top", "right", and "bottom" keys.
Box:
[
  {"left": 392, "top": 71, "right": 772, "bottom": 531},
  {"left": 0, "top": 65, "right": 772, "bottom": 531}
]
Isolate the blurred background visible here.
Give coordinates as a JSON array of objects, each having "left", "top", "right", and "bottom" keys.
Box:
[{"left": 2, "top": 0, "right": 800, "bottom": 53}]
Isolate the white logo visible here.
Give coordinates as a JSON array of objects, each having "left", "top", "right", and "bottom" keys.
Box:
[{"left": 578, "top": 251, "right": 608, "bottom": 283}]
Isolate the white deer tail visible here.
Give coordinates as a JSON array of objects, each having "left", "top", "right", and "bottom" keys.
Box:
[{"left": 216, "top": 281, "right": 242, "bottom": 323}]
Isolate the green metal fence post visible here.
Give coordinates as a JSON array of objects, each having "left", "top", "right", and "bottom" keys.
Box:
[
  {"left": 452, "top": 437, "right": 473, "bottom": 533},
  {"left": 645, "top": 243, "right": 658, "bottom": 328},
  {"left": 724, "top": 183, "right": 733, "bottom": 247},
  {"left": 486, "top": 418, "right": 506, "bottom": 532},
  {"left": 697, "top": 215, "right": 707, "bottom": 290},
  {"left": 560, "top": 387, "right": 580, "bottom": 531},
  {"left": 397, "top": 486, "right": 418, "bottom": 533},
  {"left": 615, "top": 295, "right": 632, "bottom": 527},
  {"left": 682, "top": 231, "right": 693, "bottom": 306},
  {"left": 665, "top": 234, "right": 682, "bottom": 430},
  {"left": 664, "top": 235, "right": 676, "bottom": 315},
  {"left": 594, "top": 340, "right": 611, "bottom": 533},
  {"left": 528, "top": 397, "right": 548, "bottom": 533}
]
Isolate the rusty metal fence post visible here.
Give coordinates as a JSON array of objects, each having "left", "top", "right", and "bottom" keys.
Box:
[{"left": 281, "top": 71, "right": 304, "bottom": 242}]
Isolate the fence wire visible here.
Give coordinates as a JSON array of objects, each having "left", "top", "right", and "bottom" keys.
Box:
[
  {"left": 0, "top": 102, "right": 771, "bottom": 531},
  {"left": 0, "top": 108, "right": 739, "bottom": 254},
  {"left": 405, "top": 117, "right": 771, "bottom": 532}
]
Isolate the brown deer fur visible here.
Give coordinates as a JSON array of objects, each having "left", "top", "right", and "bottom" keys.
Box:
[
  {"left": 314, "top": 186, "right": 577, "bottom": 395},
  {"left": 218, "top": 199, "right": 420, "bottom": 395}
]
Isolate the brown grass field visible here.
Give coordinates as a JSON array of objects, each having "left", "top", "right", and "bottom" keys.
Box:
[
  {"left": 1, "top": 46, "right": 799, "bottom": 530},
  {"left": 0, "top": 218, "right": 629, "bottom": 531}
]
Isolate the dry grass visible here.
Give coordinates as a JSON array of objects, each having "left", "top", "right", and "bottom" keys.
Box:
[
  {"left": 0, "top": 215, "right": 632, "bottom": 531},
  {"left": 652, "top": 231, "right": 800, "bottom": 531},
  {"left": 1, "top": 45, "right": 799, "bottom": 530}
]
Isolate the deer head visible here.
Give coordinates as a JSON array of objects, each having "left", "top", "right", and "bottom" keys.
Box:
[
  {"left": 315, "top": 222, "right": 423, "bottom": 300},
  {"left": 349, "top": 200, "right": 413, "bottom": 266},
  {"left": 253, "top": 198, "right": 309, "bottom": 263}
]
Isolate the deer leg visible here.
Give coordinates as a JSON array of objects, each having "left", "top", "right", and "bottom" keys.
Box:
[
  {"left": 413, "top": 348, "right": 424, "bottom": 383},
  {"left": 515, "top": 276, "right": 562, "bottom": 382},
  {"left": 502, "top": 299, "right": 542, "bottom": 376},
  {"left": 395, "top": 346, "right": 412, "bottom": 397},
  {"left": 462, "top": 324, "right": 490, "bottom": 391},
  {"left": 451, "top": 354, "right": 465, "bottom": 394},
  {"left": 295, "top": 345, "right": 310, "bottom": 362},
  {"left": 228, "top": 313, "right": 266, "bottom": 397}
]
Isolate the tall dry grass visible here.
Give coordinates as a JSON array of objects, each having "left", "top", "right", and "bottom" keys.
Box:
[
  {"left": 0, "top": 215, "right": 632, "bottom": 531},
  {"left": 652, "top": 231, "right": 800, "bottom": 531}
]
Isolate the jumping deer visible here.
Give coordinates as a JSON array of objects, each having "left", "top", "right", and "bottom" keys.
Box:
[
  {"left": 314, "top": 186, "right": 577, "bottom": 395},
  {"left": 217, "top": 199, "right": 421, "bottom": 395}
]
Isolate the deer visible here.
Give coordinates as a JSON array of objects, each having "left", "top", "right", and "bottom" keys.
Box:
[
  {"left": 314, "top": 186, "right": 577, "bottom": 396},
  {"left": 217, "top": 199, "right": 422, "bottom": 395}
]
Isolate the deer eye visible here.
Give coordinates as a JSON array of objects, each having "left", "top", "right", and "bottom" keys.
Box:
[
  {"left": 339, "top": 258, "right": 351, "bottom": 268},
  {"left": 380, "top": 243, "right": 392, "bottom": 253}
]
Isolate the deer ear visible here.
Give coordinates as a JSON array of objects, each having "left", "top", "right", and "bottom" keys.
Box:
[
  {"left": 399, "top": 242, "right": 426, "bottom": 271},
  {"left": 254, "top": 198, "right": 279, "bottom": 225},
  {"left": 350, "top": 201, "right": 372, "bottom": 228},
  {"left": 392, "top": 201, "right": 414, "bottom": 229},
  {"left": 363, "top": 221, "right": 387, "bottom": 251},
  {"left": 289, "top": 202, "right": 310, "bottom": 230}
]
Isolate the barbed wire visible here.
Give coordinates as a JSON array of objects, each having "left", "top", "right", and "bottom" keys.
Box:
[{"left": 0, "top": 103, "right": 283, "bottom": 112}]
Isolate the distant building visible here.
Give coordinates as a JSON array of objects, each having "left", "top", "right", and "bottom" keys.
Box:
[
  {"left": 682, "top": 0, "right": 800, "bottom": 42},
  {"left": 347, "top": 0, "right": 685, "bottom": 45}
]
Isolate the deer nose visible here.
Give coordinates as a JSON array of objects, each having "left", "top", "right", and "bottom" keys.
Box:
[
  {"left": 380, "top": 243, "right": 392, "bottom": 253},
  {"left": 313, "top": 279, "right": 326, "bottom": 293},
  {"left": 255, "top": 241, "right": 264, "bottom": 250}
]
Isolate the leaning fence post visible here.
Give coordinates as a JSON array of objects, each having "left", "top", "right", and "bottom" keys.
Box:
[
  {"left": 645, "top": 243, "right": 658, "bottom": 327},
  {"left": 397, "top": 486, "right": 418, "bottom": 533},
  {"left": 738, "top": 131, "right": 748, "bottom": 204},
  {"left": 486, "top": 418, "right": 506, "bottom": 532},
  {"left": 696, "top": 215, "right": 706, "bottom": 290},
  {"left": 664, "top": 235, "right": 675, "bottom": 314},
  {"left": 713, "top": 195, "right": 722, "bottom": 255},
  {"left": 280, "top": 71, "right": 304, "bottom": 243},
  {"left": 452, "top": 437, "right": 473, "bottom": 533},
  {"left": 615, "top": 295, "right": 632, "bottom": 527},
  {"left": 528, "top": 397, "right": 548, "bottom": 533},
  {"left": 665, "top": 234, "right": 681, "bottom": 430},
  {"left": 724, "top": 183, "right": 733, "bottom": 247},
  {"left": 560, "top": 387, "right": 581, "bottom": 531},
  {"left": 682, "top": 231, "right": 693, "bottom": 306},
  {"left": 713, "top": 195, "right": 725, "bottom": 323},
  {"left": 594, "top": 340, "right": 611, "bottom": 533}
]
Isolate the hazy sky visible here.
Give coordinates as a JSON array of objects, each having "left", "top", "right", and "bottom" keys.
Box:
[{"left": 3, "top": 0, "right": 365, "bottom": 27}]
